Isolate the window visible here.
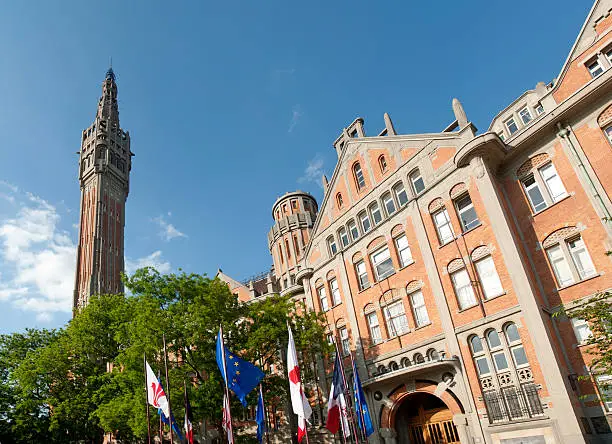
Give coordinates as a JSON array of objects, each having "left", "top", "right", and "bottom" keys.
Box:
[
  {"left": 395, "top": 234, "right": 413, "bottom": 267},
  {"left": 329, "top": 278, "right": 341, "bottom": 306},
  {"left": 539, "top": 163, "right": 567, "bottom": 203},
  {"left": 571, "top": 318, "right": 592, "bottom": 344},
  {"left": 605, "top": 126, "right": 612, "bottom": 144},
  {"left": 371, "top": 247, "right": 395, "bottom": 280},
  {"left": 339, "top": 327, "right": 350, "bottom": 356},
  {"left": 327, "top": 236, "right": 338, "bottom": 256},
  {"left": 338, "top": 227, "right": 349, "bottom": 247},
  {"left": 470, "top": 335, "right": 484, "bottom": 353},
  {"left": 470, "top": 336, "right": 490, "bottom": 376},
  {"left": 595, "top": 374, "right": 612, "bottom": 411},
  {"left": 547, "top": 244, "right": 574, "bottom": 287},
  {"left": 410, "top": 170, "right": 425, "bottom": 195},
  {"left": 382, "top": 193, "right": 396, "bottom": 216},
  {"left": 433, "top": 208, "right": 454, "bottom": 244},
  {"left": 379, "top": 155, "right": 388, "bottom": 173},
  {"left": 317, "top": 286, "right": 329, "bottom": 312},
  {"left": 487, "top": 330, "right": 509, "bottom": 372},
  {"left": 535, "top": 102, "right": 544, "bottom": 115},
  {"left": 567, "top": 237, "right": 596, "bottom": 280},
  {"left": 353, "top": 163, "right": 366, "bottom": 190},
  {"left": 498, "top": 132, "right": 506, "bottom": 142},
  {"left": 414, "top": 353, "right": 425, "bottom": 364},
  {"left": 384, "top": 300, "right": 409, "bottom": 337},
  {"left": 455, "top": 194, "right": 480, "bottom": 231},
  {"left": 522, "top": 175, "right": 547, "bottom": 212},
  {"left": 336, "top": 193, "right": 344, "bottom": 209},
  {"left": 369, "top": 202, "right": 383, "bottom": 225},
  {"left": 355, "top": 260, "right": 370, "bottom": 290},
  {"left": 504, "top": 323, "right": 528, "bottom": 368},
  {"left": 606, "top": 48, "right": 612, "bottom": 65},
  {"left": 359, "top": 211, "right": 371, "bottom": 233},
  {"left": 393, "top": 182, "right": 409, "bottom": 206},
  {"left": 348, "top": 220, "right": 359, "bottom": 241},
  {"left": 410, "top": 290, "right": 430, "bottom": 327},
  {"left": 475, "top": 256, "right": 504, "bottom": 299},
  {"left": 519, "top": 107, "right": 533, "bottom": 125},
  {"left": 588, "top": 59, "right": 604, "bottom": 78},
  {"left": 451, "top": 268, "right": 477, "bottom": 309},
  {"left": 505, "top": 117, "right": 519, "bottom": 135},
  {"left": 366, "top": 311, "right": 382, "bottom": 345}
]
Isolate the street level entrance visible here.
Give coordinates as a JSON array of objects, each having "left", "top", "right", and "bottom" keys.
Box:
[{"left": 395, "top": 392, "right": 460, "bottom": 444}]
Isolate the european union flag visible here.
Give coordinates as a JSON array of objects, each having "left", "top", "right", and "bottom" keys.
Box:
[
  {"left": 256, "top": 386, "right": 266, "bottom": 443},
  {"left": 216, "top": 327, "right": 265, "bottom": 406},
  {"left": 352, "top": 358, "right": 375, "bottom": 437}
]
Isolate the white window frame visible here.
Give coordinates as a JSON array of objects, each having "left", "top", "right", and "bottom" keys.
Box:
[
  {"left": 354, "top": 163, "right": 366, "bottom": 189},
  {"left": 338, "top": 227, "right": 349, "bottom": 247},
  {"left": 567, "top": 237, "right": 596, "bottom": 280},
  {"left": 317, "top": 286, "right": 329, "bottom": 312},
  {"left": 571, "top": 318, "right": 593, "bottom": 344},
  {"left": 410, "top": 170, "right": 425, "bottom": 195},
  {"left": 455, "top": 193, "right": 480, "bottom": 232},
  {"left": 370, "top": 201, "right": 383, "bottom": 225},
  {"left": 519, "top": 107, "right": 533, "bottom": 125},
  {"left": 355, "top": 260, "right": 370, "bottom": 290},
  {"left": 505, "top": 117, "right": 519, "bottom": 135},
  {"left": 433, "top": 207, "right": 454, "bottom": 245},
  {"left": 360, "top": 211, "right": 371, "bottom": 233},
  {"left": 348, "top": 219, "right": 359, "bottom": 241},
  {"left": 329, "top": 278, "right": 341, "bottom": 306},
  {"left": 393, "top": 182, "right": 409, "bottom": 206},
  {"left": 383, "top": 300, "right": 409, "bottom": 337},
  {"left": 588, "top": 59, "right": 604, "bottom": 78},
  {"left": 539, "top": 163, "right": 568, "bottom": 203},
  {"left": 546, "top": 236, "right": 596, "bottom": 288},
  {"left": 366, "top": 311, "right": 382, "bottom": 345},
  {"left": 475, "top": 255, "right": 504, "bottom": 299},
  {"left": 595, "top": 374, "right": 612, "bottom": 411},
  {"left": 371, "top": 246, "right": 395, "bottom": 281},
  {"left": 522, "top": 174, "right": 547, "bottom": 213},
  {"left": 451, "top": 268, "right": 477, "bottom": 309},
  {"left": 546, "top": 243, "right": 574, "bottom": 287},
  {"left": 382, "top": 192, "right": 396, "bottom": 216},
  {"left": 535, "top": 102, "right": 544, "bottom": 115},
  {"left": 410, "top": 290, "right": 430, "bottom": 327},
  {"left": 395, "top": 234, "right": 413, "bottom": 267},
  {"left": 327, "top": 236, "right": 338, "bottom": 256},
  {"left": 339, "top": 326, "right": 350, "bottom": 356}
]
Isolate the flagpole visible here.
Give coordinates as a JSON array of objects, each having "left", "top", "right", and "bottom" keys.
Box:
[
  {"left": 259, "top": 384, "right": 270, "bottom": 444},
  {"left": 163, "top": 333, "right": 174, "bottom": 444},
  {"left": 333, "top": 338, "right": 360, "bottom": 444},
  {"left": 350, "top": 353, "right": 368, "bottom": 441},
  {"left": 159, "top": 404, "right": 163, "bottom": 444},
  {"left": 219, "top": 325, "right": 235, "bottom": 443},
  {"left": 144, "top": 353, "right": 152, "bottom": 444}
]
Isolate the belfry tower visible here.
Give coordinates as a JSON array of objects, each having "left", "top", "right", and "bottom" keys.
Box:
[{"left": 73, "top": 68, "right": 132, "bottom": 311}]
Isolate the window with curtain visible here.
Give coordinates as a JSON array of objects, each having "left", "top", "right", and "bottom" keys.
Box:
[
  {"left": 410, "top": 290, "right": 430, "bottom": 327},
  {"left": 433, "top": 208, "right": 454, "bottom": 244},
  {"left": 384, "top": 300, "right": 409, "bottom": 337},
  {"left": 475, "top": 256, "right": 504, "bottom": 299},
  {"left": 451, "top": 268, "right": 477, "bottom": 309},
  {"left": 329, "top": 278, "right": 341, "bottom": 306},
  {"left": 366, "top": 311, "right": 382, "bottom": 345}
]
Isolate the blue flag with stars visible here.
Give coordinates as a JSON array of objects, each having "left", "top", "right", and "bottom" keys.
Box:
[
  {"left": 352, "top": 357, "right": 375, "bottom": 437},
  {"left": 216, "top": 327, "right": 265, "bottom": 406}
]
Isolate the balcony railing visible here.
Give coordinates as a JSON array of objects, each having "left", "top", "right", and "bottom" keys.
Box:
[{"left": 482, "top": 383, "right": 545, "bottom": 424}]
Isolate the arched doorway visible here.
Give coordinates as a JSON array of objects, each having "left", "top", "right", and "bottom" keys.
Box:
[{"left": 395, "top": 392, "right": 460, "bottom": 444}]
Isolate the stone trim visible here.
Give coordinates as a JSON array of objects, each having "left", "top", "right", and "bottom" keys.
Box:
[
  {"left": 380, "top": 288, "right": 403, "bottom": 306},
  {"left": 406, "top": 280, "right": 424, "bottom": 294},
  {"left": 391, "top": 224, "right": 404, "bottom": 237},
  {"left": 335, "top": 318, "right": 346, "bottom": 328},
  {"left": 326, "top": 270, "right": 336, "bottom": 280},
  {"left": 597, "top": 102, "right": 612, "bottom": 128},
  {"left": 542, "top": 226, "right": 580, "bottom": 249},
  {"left": 471, "top": 245, "right": 492, "bottom": 262},
  {"left": 364, "top": 303, "right": 376, "bottom": 314},
  {"left": 428, "top": 197, "right": 445, "bottom": 213},
  {"left": 352, "top": 251, "right": 363, "bottom": 263},
  {"left": 447, "top": 258, "right": 465, "bottom": 274},
  {"left": 516, "top": 153, "right": 550, "bottom": 178},
  {"left": 367, "top": 235, "right": 387, "bottom": 251},
  {"left": 449, "top": 182, "right": 467, "bottom": 200}
]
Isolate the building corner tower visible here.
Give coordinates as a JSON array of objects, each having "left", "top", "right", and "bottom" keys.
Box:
[{"left": 73, "top": 68, "right": 132, "bottom": 312}]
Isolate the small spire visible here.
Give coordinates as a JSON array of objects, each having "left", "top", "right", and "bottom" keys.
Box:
[
  {"left": 452, "top": 98, "right": 468, "bottom": 129},
  {"left": 322, "top": 174, "right": 329, "bottom": 193},
  {"left": 383, "top": 113, "right": 396, "bottom": 136}
]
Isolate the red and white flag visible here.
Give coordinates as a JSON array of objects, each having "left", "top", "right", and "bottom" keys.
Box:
[
  {"left": 287, "top": 324, "right": 312, "bottom": 442},
  {"left": 222, "top": 393, "right": 234, "bottom": 444},
  {"left": 326, "top": 353, "right": 350, "bottom": 437},
  {"left": 145, "top": 360, "right": 170, "bottom": 419}
]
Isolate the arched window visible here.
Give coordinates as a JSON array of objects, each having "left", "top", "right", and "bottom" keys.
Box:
[
  {"left": 471, "top": 246, "right": 504, "bottom": 300},
  {"left": 393, "top": 181, "right": 409, "bottom": 206},
  {"left": 469, "top": 335, "right": 490, "bottom": 376},
  {"left": 364, "top": 305, "right": 382, "bottom": 345},
  {"left": 327, "top": 236, "right": 338, "bottom": 256},
  {"left": 504, "top": 323, "right": 528, "bottom": 368},
  {"left": 378, "top": 155, "right": 388, "bottom": 173},
  {"left": 336, "top": 193, "right": 344, "bottom": 209},
  {"left": 382, "top": 192, "right": 396, "bottom": 216},
  {"left": 353, "top": 162, "right": 366, "bottom": 190},
  {"left": 377, "top": 365, "right": 386, "bottom": 374},
  {"left": 486, "top": 329, "right": 509, "bottom": 372},
  {"left": 409, "top": 169, "right": 425, "bottom": 195},
  {"left": 380, "top": 292, "right": 408, "bottom": 337}
]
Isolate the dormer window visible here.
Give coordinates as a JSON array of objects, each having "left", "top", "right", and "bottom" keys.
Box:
[
  {"left": 519, "top": 107, "right": 533, "bottom": 125},
  {"left": 505, "top": 117, "right": 519, "bottom": 135},
  {"left": 588, "top": 59, "right": 604, "bottom": 78},
  {"left": 378, "top": 155, "right": 388, "bottom": 173},
  {"left": 353, "top": 163, "right": 366, "bottom": 190},
  {"left": 336, "top": 193, "right": 344, "bottom": 209}
]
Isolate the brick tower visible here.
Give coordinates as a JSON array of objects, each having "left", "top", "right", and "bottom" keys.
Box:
[{"left": 73, "top": 68, "right": 132, "bottom": 311}]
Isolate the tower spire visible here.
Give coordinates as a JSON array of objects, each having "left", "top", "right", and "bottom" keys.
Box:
[{"left": 97, "top": 66, "right": 119, "bottom": 125}]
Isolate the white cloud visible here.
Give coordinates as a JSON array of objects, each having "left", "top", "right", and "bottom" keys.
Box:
[
  {"left": 288, "top": 104, "right": 303, "bottom": 133},
  {"left": 125, "top": 250, "right": 171, "bottom": 275},
  {"left": 153, "top": 214, "right": 187, "bottom": 242},
  {"left": 0, "top": 193, "right": 76, "bottom": 319},
  {"left": 298, "top": 154, "right": 325, "bottom": 188}
]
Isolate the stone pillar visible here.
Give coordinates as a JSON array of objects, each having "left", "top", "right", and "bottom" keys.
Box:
[
  {"left": 452, "top": 413, "right": 471, "bottom": 444},
  {"left": 379, "top": 428, "right": 397, "bottom": 444}
]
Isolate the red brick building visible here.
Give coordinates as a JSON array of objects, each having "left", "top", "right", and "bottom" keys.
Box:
[{"left": 220, "top": 2, "right": 612, "bottom": 442}]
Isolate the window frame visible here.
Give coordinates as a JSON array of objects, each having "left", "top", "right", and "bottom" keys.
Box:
[
  {"left": 370, "top": 246, "right": 395, "bottom": 281},
  {"left": 336, "top": 193, "right": 344, "bottom": 209},
  {"left": 395, "top": 234, "right": 413, "bottom": 268},
  {"left": 409, "top": 169, "right": 425, "bottom": 195},
  {"left": 348, "top": 219, "right": 360, "bottom": 241},
  {"left": 369, "top": 201, "right": 383, "bottom": 225},
  {"left": 327, "top": 236, "right": 338, "bottom": 256},
  {"left": 505, "top": 117, "right": 519, "bottom": 135},
  {"left": 355, "top": 260, "right": 370, "bottom": 290},
  {"left": 410, "top": 290, "right": 430, "bottom": 328},
  {"left": 535, "top": 102, "right": 544, "bottom": 115},
  {"left": 588, "top": 58, "right": 604, "bottom": 78},
  {"left": 378, "top": 155, "right": 388, "bottom": 173},
  {"left": 383, "top": 299, "right": 409, "bottom": 337},
  {"left": 366, "top": 311, "right": 382, "bottom": 345},
  {"left": 454, "top": 193, "right": 480, "bottom": 232},
  {"left": 338, "top": 227, "right": 349, "bottom": 247},
  {"left": 317, "top": 285, "right": 329, "bottom": 312},
  {"left": 359, "top": 211, "right": 371, "bottom": 233},
  {"left": 353, "top": 162, "right": 366, "bottom": 190},
  {"left": 518, "top": 107, "right": 533, "bottom": 125},
  {"left": 474, "top": 255, "right": 504, "bottom": 299},
  {"left": 450, "top": 267, "right": 477, "bottom": 310},
  {"left": 382, "top": 192, "right": 396, "bottom": 216},
  {"left": 329, "top": 277, "right": 341, "bottom": 306},
  {"left": 393, "top": 182, "right": 409, "bottom": 207},
  {"left": 521, "top": 174, "right": 548, "bottom": 213},
  {"left": 432, "top": 207, "right": 455, "bottom": 245},
  {"left": 545, "top": 236, "right": 596, "bottom": 288},
  {"left": 339, "top": 326, "right": 350, "bottom": 356},
  {"left": 539, "top": 162, "right": 568, "bottom": 204},
  {"left": 571, "top": 317, "right": 593, "bottom": 344}
]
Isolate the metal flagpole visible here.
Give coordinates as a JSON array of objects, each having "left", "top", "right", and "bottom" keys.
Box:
[
  {"left": 333, "top": 338, "right": 360, "bottom": 444},
  {"left": 163, "top": 333, "right": 174, "bottom": 444},
  {"left": 144, "top": 353, "right": 152, "bottom": 444},
  {"left": 219, "top": 325, "right": 235, "bottom": 443},
  {"left": 260, "top": 384, "right": 270, "bottom": 444},
  {"left": 159, "top": 403, "right": 163, "bottom": 444},
  {"left": 350, "top": 353, "right": 368, "bottom": 441}
]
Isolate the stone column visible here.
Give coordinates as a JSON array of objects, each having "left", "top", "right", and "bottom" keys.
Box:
[
  {"left": 452, "top": 413, "right": 471, "bottom": 444},
  {"left": 379, "top": 428, "right": 397, "bottom": 444}
]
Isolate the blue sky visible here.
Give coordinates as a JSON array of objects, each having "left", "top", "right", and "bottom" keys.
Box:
[{"left": 0, "top": 0, "right": 590, "bottom": 332}]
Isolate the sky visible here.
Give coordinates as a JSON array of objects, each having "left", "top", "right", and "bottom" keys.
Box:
[{"left": 0, "top": 0, "right": 592, "bottom": 333}]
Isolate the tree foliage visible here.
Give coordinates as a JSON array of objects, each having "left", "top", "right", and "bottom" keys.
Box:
[{"left": 0, "top": 268, "right": 330, "bottom": 443}]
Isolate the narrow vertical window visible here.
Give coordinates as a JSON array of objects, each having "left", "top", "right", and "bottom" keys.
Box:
[
  {"left": 359, "top": 211, "right": 371, "bottom": 233},
  {"left": 433, "top": 208, "right": 454, "bottom": 244},
  {"left": 567, "top": 237, "right": 596, "bottom": 279},
  {"left": 336, "top": 193, "right": 344, "bottom": 209},
  {"left": 605, "top": 126, "right": 612, "bottom": 145},
  {"left": 327, "top": 236, "right": 338, "bottom": 256},
  {"left": 395, "top": 234, "right": 413, "bottom": 267},
  {"left": 378, "top": 155, "right": 388, "bottom": 173},
  {"left": 522, "top": 175, "right": 547, "bottom": 212},
  {"left": 539, "top": 163, "right": 567, "bottom": 203},
  {"left": 353, "top": 163, "right": 366, "bottom": 190},
  {"left": 348, "top": 219, "right": 359, "bottom": 240},
  {"left": 409, "top": 169, "right": 425, "bottom": 195},
  {"left": 504, "top": 323, "right": 528, "bottom": 367},
  {"left": 382, "top": 193, "right": 396, "bottom": 216},
  {"left": 535, "top": 102, "right": 544, "bottom": 115},
  {"left": 475, "top": 256, "right": 504, "bottom": 299},
  {"left": 455, "top": 194, "right": 480, "bottom": 231},
  {"left": 370, "top": 202, "right": 383, "bottom": 225},
  {"left": 366, "top": 311, "right": 382, "bottom": 344},
  {"left": 339, "top": 327, "right": 350, "bottom": 355},
  {"left": 470, "top": 336, "right": 490, "bottom": 376},
  {"left": 317, "top": 286, "right": 329, "bottom": 312},
  {"left": 410, "top": 290, "right": 429, "bottom": 327},
  {"left": 355, "top": 260, "right": 369, "bottom": 290},
  {"left": 451, "top": 268, "right": 477, "bottom": 309},
  {"left": 487, "top": 330, "right": 509, "bottom": 372},
  {"left": 338, "top": 227, "right": 349, "bottom": 247},
  {"left": 329, "top": 278, "right": 341, "bottom": 306},
  {"left": 393, "top": 182, "right": 409, "bottom": 206},
  {"left": 546, "top": 244, "right": 574, "bottom": 287}
]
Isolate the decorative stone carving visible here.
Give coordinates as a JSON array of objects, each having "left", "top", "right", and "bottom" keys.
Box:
[
  {"left": 542, "top": 226, "right": 580, "bottom": 249},
  {"left": 428, "top": 198, "right": 444, "bottom": 214},
  {"left": 517, "top": 153, "right": 550, "bottom": 178},
  {"left": 449, "top": 182, "right": 467, "bottom": 200},
  {"left": 498, "top": 372, "right": 512, "bottom": 386},
  {"left": 447, "top": 258, "right": 465, "bottom": 274},
  {"left": 471, "top": 245, "right": 491, "bottom": 262},
  {"left": 406, "top": 280, "right": 423, "bottom": 293},
  {"left": 480, "top": 376, "right": 493, "bottom": 389},
  {"left": 518, "top": 367, "right": 533, "bottom": 382}
]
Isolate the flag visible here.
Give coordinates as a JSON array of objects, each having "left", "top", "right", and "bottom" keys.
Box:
[
  {"left": 145, "top": 360, "right": 170, "bottom": 419},
  {"left": 326, "top": 353, "right": 350, "bottom": 437},
  {"left": 256, "top": 385, "right": 266, "bottom": 443},
  {"left": 287, "top": 324, "right": 312, "bottom": 442},
  {"left": 352, "top": 356, "right": 375, "bottom": 437},
  {"left": 184, "top": 388, "right": 194, "bottom": 444},
  {"left": 222, "top": 393, "right": 234, "bottom": 444},
  {"left": 216, "top": 327, "right": 265, "bottom": 406},
  {"left": 156, "top": 373, "right": 183, "bottom": 441}
]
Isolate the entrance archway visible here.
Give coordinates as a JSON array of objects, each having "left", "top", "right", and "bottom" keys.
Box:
[{"left": 395, "top": 392, "right": 460, "bottom": 444}]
